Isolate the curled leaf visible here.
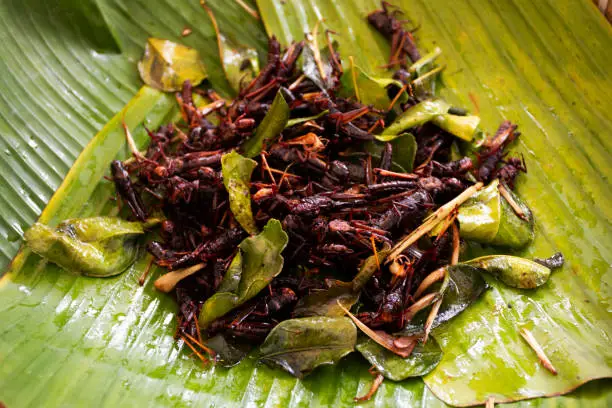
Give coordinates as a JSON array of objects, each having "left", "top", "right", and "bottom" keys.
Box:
[
  {"left": 458, "top": 179, "right": 534, "bottom": 248},
  {"left": 380, "top": 99, "right": 479, "bottom": 141},
  {"left": 259, "top": 316, "right": 357, "bottom": 378},
  {"left": 431, "top": 114, "right": 480, "bottom": 142},
  {"left": 138, "top": 38, "right": 207, "bottom": 92},
  {"left": 24, "top": 216, "right": 144, "bottom": 277},
  {"left": 221, "top": 151, "right": 258, "bottom": 235},
  {"left": 378, "top": 99, "right": 450, "bottom": 140},
  {"left": 198, "top": 219, "right": 288, "bottom": 327},
  {"left": 356, "top": 337, "right": 443, "bottom": 381},
  {"left": 465, "top": 255, "right": 551, "bottom": 289},
  {"left": 241, "top": 90, "right": 290, "bottom": 158}
]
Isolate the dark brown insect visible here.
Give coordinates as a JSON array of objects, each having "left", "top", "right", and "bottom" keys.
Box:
[
  {"left": 368, "top": 1, "right": 421, "bottom": 66},
  {"left": 110, "top": 160, "right": 147, "bottom": 221}
]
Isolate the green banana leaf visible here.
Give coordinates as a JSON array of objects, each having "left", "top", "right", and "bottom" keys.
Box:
[{"left": 0, "top": 1, "right": 611, "bottom": 407}]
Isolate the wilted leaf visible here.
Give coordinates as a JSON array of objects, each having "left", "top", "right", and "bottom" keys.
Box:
[
  {"left": 138, "top": 38, "right": 207, "bottom": 92},
  {"left": 431, "top": 113, "right": 480, "bottom": 141},
  {"left": 293, "top": 285, "right": 359, "bottom": 317},
  {"left": 259, "top": 316, "right": 357, "bottom": 378},
  {"left": 23, "top": 216, "right": 144, "bottom": 277},
  {"left": 199, "top": 219, "right": 288, "bottom": 327},
  {"left": 221, "top": 151, "right": 259, "bottom": 235},
  {"left": 241, "top": 90, "right": 290, "bottom": 157},
  {"left": 465, "top": 255, "right": 551, "bottom": 289},
  {"left": 356, "top": 337, "right": 443, "bottom": 381}
]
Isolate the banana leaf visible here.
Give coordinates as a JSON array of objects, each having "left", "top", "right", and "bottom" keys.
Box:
[{"left": 0, "top": 0, "right": 611, "bottom": 407}]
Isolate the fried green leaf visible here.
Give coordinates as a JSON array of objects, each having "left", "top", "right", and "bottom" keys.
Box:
[
  {"left": 221, "top": 151, "right": 258, "bottom": 235},
  {"left": 431, "top": 114, "right": 480, "bottom": 141},
  {"left": 340, "top": 63, "right": 406, "bottom": 109},
  {"left": 401, "top": 265, "right": 489, "bottom": 335},
  {"left": 292, "top": 285, "right": 359, "bottom": 317},
  {"left": 302, "top": 40, "right": 335, "bottom": 92},
  {"left": 458, "top": 179, "right": 534, "bottom": 248},
  {"left": 380, "top": 98, "right": 479, "bottom": 141},
  {"left": 137, "top": 38, "right": 207, "bottom": 92},
  {"left": 259, "top": 317, "right": 357, "bottom": 378},
  {"left": 356, "top": 337, "right": 443, "bottom": 381},
  {"left": 23, "top": 216, "right": 144, "bottom": 277},
  {"left": 207, "top": 334, "right": 252, "bottom": 368},
  {"left": 365, "top": 137, "right": 417, "bottom": 173},
  {"left": 494, "top": 184, "right": 535, "bottom": 247},
  {"left": 378, "top": 99, "right": 451, "bottom": 141},
  {"left": 285, "top": 110, "right": 329, "bottom": 128},
  {"left": 199, "top": 219, "right": 288, "bottom": 327},
  {"left": 241, "top": 91, "right": 290, "bottom": 157},
  {"left": 465, "top": 255, "right": 552, "bottom": 289}
]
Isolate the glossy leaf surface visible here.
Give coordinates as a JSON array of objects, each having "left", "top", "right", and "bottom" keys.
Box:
[
  {"left": 198, "top": 219, "right": 288, "bottom": 327},
  {"left": 259, "top": 317, "right": 357, "bottom": 378},
  {"left": 458, "top": 179, "right": 534, "bottom": 248},
  {"left": 221, "top": 151, "right": 259, "bottom": 235},
  {"left": 24, "top": 217, "right": 144, "bottom": 277},
  {"left": 293, "top": 285, "right": 360, "bottom": 318},
  {"left": 241, "top": 91, "right": 290, "bottom": 158},
  {"left": 465, "top": 255, "right": 551, "bottom": 289}
]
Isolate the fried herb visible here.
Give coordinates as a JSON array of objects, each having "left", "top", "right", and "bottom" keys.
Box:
[
  {"left": 138, "top": 38, "right": 207, "bottom": 92},
  {"left": 221, "top": 151, "right": 259, "bottom": 235},
  {"left": 24, "top": 216, "right": 145, "bottom": 277},
  {"left": 259, "top": 317, "right": 357, "bottom": 378},
  {"left": 199, "top": 219, "right": 288, "bottom": 327},
  {"left": 465, "top": 255, "right": 551, "bottom": 289}
]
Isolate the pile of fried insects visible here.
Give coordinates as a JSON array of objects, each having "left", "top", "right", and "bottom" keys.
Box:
[{"left": 106, "top": 2, "right": 563, "bottom": 401}]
